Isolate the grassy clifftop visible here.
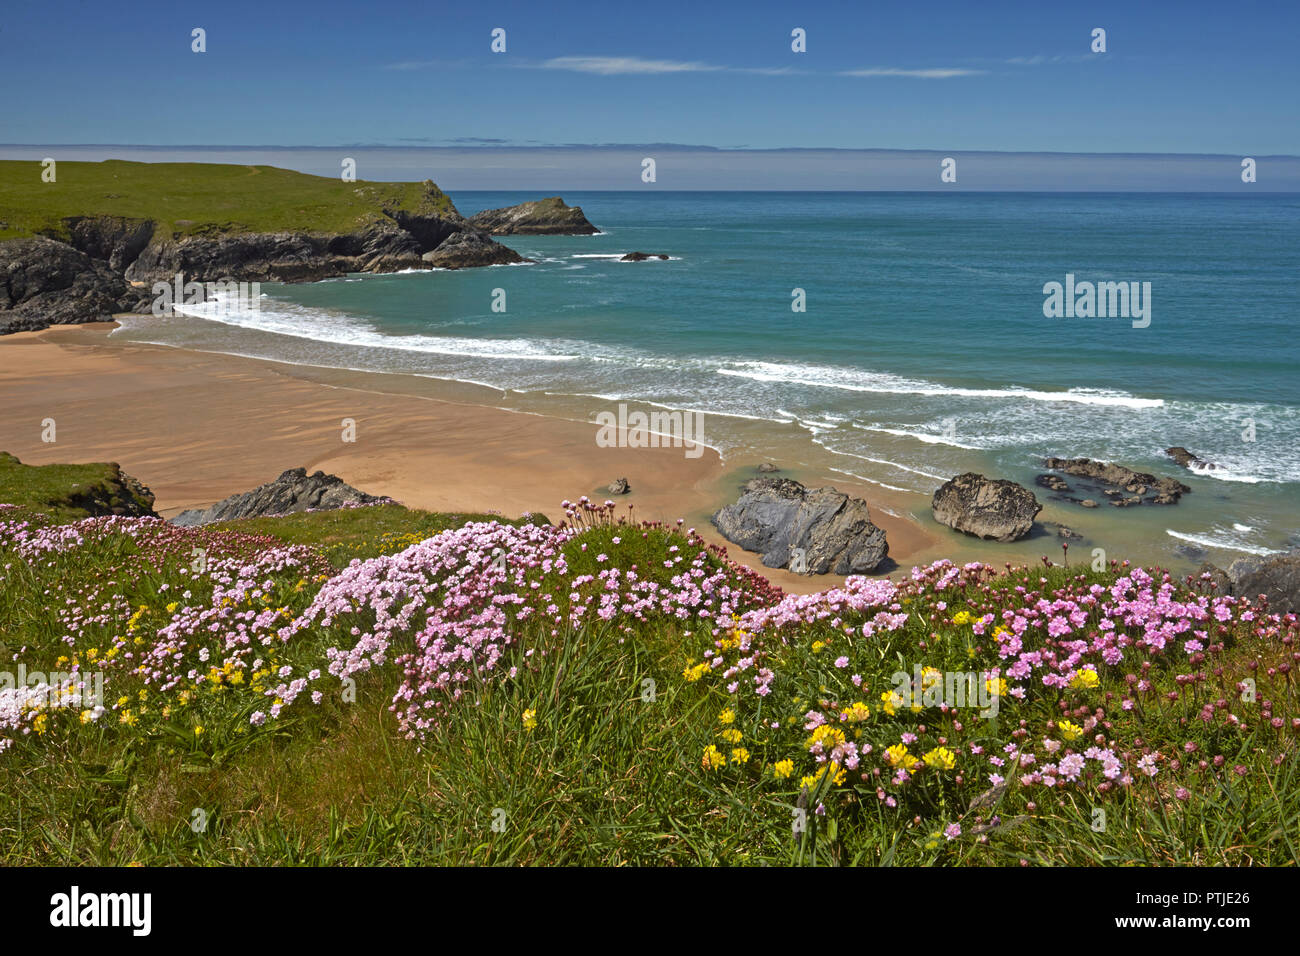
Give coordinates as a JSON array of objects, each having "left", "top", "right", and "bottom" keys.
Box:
[{"left": 0, "top": 160, "right": 457, "bottom": 242}]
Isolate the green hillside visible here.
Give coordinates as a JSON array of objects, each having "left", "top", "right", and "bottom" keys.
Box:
[{"left": 0, "top": 159, "right": 456, "bottom": 242}]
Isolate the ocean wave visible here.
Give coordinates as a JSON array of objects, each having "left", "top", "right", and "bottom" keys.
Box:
[
  {"left": 717, "top": 361, "right": 1165, "bottom": 409},
  {"left": 1165, "top": 529, "right": 1278, "bottom": 556},
  {"left": 167, "top": 296, "right": 580, "bottom": 362}
]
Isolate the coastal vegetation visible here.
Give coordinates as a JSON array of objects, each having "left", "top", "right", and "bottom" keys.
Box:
[
  {"left": 0, "top": 160, "right": 454, "bottom": 243},
  {"left": 1, "top": 461, "right": 1296, "bottom": 866}
]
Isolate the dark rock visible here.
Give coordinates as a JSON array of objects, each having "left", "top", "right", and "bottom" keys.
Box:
[
  {"left": 0, "top": 236, "right": 135, "bottom": 332},
  {"left": 711, "top": 476, "right": 888, "bottom": 574},
  {"left": 1043, "top": 456, "right": 1189, "bottom": 505},
  {"left": 422, "top": 230, "right": 529, "bottom": 269},
  {"left": 1174, "top": 543, "right": 1208, "bottom": 561},
  {"left": 1081, "top": 499, "right": 1099, "bottom": 508},
  {"left": 61, "top": 216, "right": 155, "bottom": 272},
  {"left": 170, "top": 468, "right": 385, "bottom": 527},
  {"left": 620, "top": 251, "right": 669, "bottom": 262},
  {"left": 1195, "top": 562, "right": 1232, "bottom": 594},
  {"left": 757, "top": 462, "right": 780, "bottom": 473},
  {"left": 607, "top": 477, "right": 631, "bottom": 494},
  {"left": 931, "top": 473, "right": 1042, "bottom": 542},
  {"left": 1056, "top": 525, "right": 1084, "bottom": 540},
  {"left": 467, "top": 197, "right": 599, "bottom": 235},
  {"left": 1226, "top": 554, "right": 1300, "bottom": 615},
  {"left": 1036, "top": 474, "right": 1070, "bottom": 492},
  {"left": 1166, "top": 446, "right": 1220, "bottom": 472},
  {"left": 1111, "top": 496, "right": 1143, "bottom": 508}
]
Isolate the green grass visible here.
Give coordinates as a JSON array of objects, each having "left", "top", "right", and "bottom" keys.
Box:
[
  {"left": 1, "top": 468, "right": 1296, "bottom": 866},
  {"left": 0, "top": 159, "right": 455, "bottom": 243},
  {"left": 0, "top": 452, "right": 152, "bottom": 523}
]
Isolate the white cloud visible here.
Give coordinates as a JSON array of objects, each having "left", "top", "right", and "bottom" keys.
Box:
[
  {"left": 540, "top": 56, "right": 724, "bottom": 75},
  {"left": 839, "top": 67, "right": 986, "bottom": 78}
]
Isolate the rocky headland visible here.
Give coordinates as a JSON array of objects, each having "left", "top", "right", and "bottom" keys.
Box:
[
  {"left": 467, "top": 197, "right": 599, "bottom": 235},
  {"left": 0, "top": 162, "right": 550, "bottom": 334}
]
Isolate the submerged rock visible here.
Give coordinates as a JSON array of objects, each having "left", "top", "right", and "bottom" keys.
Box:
[
  {"left": 170, "top": 468, "right": 385, "bottom": 526},
  {"left": 1166, "top": 446, "right": 1220, "bottom": 471},
  {"left": 620, "top": 251, "right": 669, "bottom": 261},
  {"left": 1042, "top": 457, "right": 1190, "bottom": 505},
  {"left": 711, "top": 476, "right": 888, "bottom": 574},
  {"left": 931, "top": 473, "right": 1042, "bottom": 542}
]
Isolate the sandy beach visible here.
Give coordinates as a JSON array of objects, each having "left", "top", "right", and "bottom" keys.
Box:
[{"left": 0, "top": 321, "right": 949, "bottom": 594}]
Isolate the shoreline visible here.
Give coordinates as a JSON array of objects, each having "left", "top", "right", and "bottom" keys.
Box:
[{"left": 0, "top": 320, "right": 953, "bottom": 594}]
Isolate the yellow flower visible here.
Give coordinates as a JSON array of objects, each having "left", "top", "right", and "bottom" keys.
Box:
[
  {"left": 119, "top": 710, "right": 137, "bottom": 727},
  {"left": 921, "top": 666, "right": 943, "bottom": 690},
  {"left": 811, "top": 640, "right": 825, "bottom": 654},
  {"left": 880, "top": 690, "right": 903, "bottom": 716},
  {"left": 1058, "top": 720, "right": 1083, "bottom": 741},
  {"left": 85, "top": 648, "right": 98, "bottom": 661},
  {"left": 923, "top": 746, "right": 956, "bottom": 771},
  {"left": 522, "top": 708, "right": 537, "bottom": 731},
  {"left": 805, "top": 724, "right": 846, "bottom": 751},
  {"left": 730, "top": 748, "right": 751, "bottom": 765},
  {"left": 799, "top": 761, "right": 846, "bottom": 792},
  {"left": 719, "top": 727, "right": 743, "bottom": 744},
  {"left": 702, "top": 745, "right": 726, "bottom": 771},
  {"left": 885, "top": 744, "right": 912, "bottom": 767},
  {"left": 116, "top": 696, "right": 130, "bottom": 707},
  {"left": 166, "top": 602, "right": 179, "bottom": 614},
  {"left": 952, "top": 610, "right": 973, "bottom": 625},
  {"left": 32, "top": 713, "right": 48, "bottom": 735},
  {"left": 682, "top": 661, "right": 710, "bottom": 682},
  {"left": 193, "top": 725, "right": 204, "bottom": 737},
  {"left": 718, "top": 708, "right": 735, "bottom": 725},
  {"left": 986, "top": 677, "right": 1008, "bottom": 698},
  {"left": 79, "top": 710, "right": 95, "bottom": 724},
  {"left": 1070, "top": 669, "right": 1099, "bottom": 690},
  {"left": 772, "top": 759, "right": 794, "bottom": 779},
  {"left": 840, "top": 701, "right": 871, "bottom": 723}
]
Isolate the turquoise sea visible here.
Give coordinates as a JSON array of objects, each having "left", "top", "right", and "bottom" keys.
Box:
[{"left": 116, "top": 191, "right": 1300, "bottom": 568}]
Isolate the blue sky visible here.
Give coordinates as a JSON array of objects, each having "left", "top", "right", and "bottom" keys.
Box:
[{"left": 3, "top": 0, "right": 1297, "bottom": 154}]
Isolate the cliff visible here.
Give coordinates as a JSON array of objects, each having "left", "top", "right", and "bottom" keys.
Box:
[{"left": 0, "top": 160, "right": 529, "bottom": 333}]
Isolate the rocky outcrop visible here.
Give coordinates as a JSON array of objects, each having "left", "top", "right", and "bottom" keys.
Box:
[
  {"left": 62, "top": 216, "right": 156, "bottom": 272},
  {"left": 607, "top": 478, "right": 631, "bottom": 494},
  {"left": 932, "top": 473, "right": 1041, "bottom": 542},
  {"left": 1041, "top": 457, "right": 1190, "bottom": 506},
  {"left": 467, "top": 197, "right": 599, "bottom": 235},
  {"left": 1, "top": 178, "right": 530, "bottom": 333},
  {"left": 62, "top": 463, "right": 158, "bottom": 517},
  {"left": 711, "top": 477, "right": 888, "bottom": 574},
  {"left": 1225, "top": 554, "right": 1300, "bottom": 615},
  {"left": 422, "top": 229, "right": 527, "bottom": 270},
  {"left": 170, "top": 468, "right": 386, "bottom": 527},
  {"left": 620, "top": 252, "right": 669, "bottom": 261},
  {"left": 0, "top": 237, "right": 148, "bottom": 333},
  {"left": 0, "top": 452, "right": 157, "bottom": 517},
  {"left": 1165, "top": 446, "right": 1220, "bottom": 472}
]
